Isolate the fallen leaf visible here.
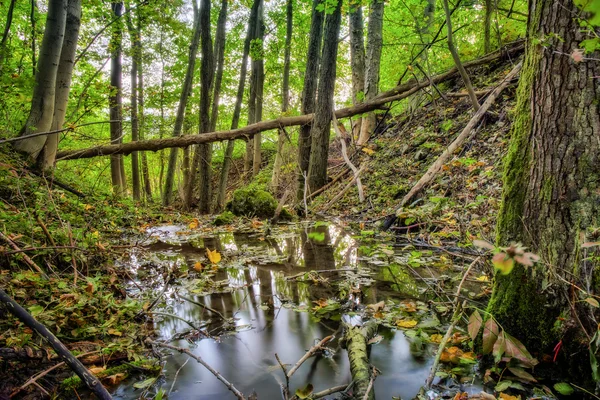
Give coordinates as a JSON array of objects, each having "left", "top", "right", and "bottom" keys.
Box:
[
  {"left": 367, "top": 301, "right": 385, "bottom": 313},
  {"left": 396, "top": 319, "right": 418, "bottom": 328},
  {"left": 105, "top": 373, "right": 126, "bottom": 385},
  {"left": 188, "top": 218, "right": 199, "bottom": 229},
  {"left": 107, "top": 328, "right": 122, "bottom": 337},
  {"left": 499, "top": 393, "right": 520, "bottom": 400},
  {"left": 206, "top": 248, "right": 221, "bottom": 264},
  {"left": 194, "top": 262, "right": 203, "bottom": 272},
  {"left": 89, "top": 366, "right": 106, "bottom": 375}
]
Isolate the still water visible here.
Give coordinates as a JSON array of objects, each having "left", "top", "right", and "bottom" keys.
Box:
[{"left": 112, "top": 223, "right": 433, "bottom": 399}]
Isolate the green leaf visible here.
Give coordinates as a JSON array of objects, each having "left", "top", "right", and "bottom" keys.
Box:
[
  {"left": 493, "top": 332, "right": 506, "bottom": 363},
  {"left": 508, "top": 367, "right": 537, "bottom": 382},
  {"left": 585, "top": 297, "right": 600, "bottom": 308},
  {"left": 468, "top": 310, "right": 483, "bottom": 341},
  {"left": 503, "top": 332, "right": 538, "bottom": 367},
  {"left": 554, "top": 382, "right": 575, "bottom": 395},
  {"left": 295, "top": 383, "right": 314, "bottom": 399},
  {"left": 492, "top": 253, "right": 515, "bottom": 275},
  {"left": 133, "top": 377, "right": 157, "bottom": 389},
  {"left": 308, "top": 232, "right": 325, "bottom": 242},
  {"left": 495, "top": 380, "right": 513, "bottom": 392},
  {"left": 28, "top": 304, "right": 44, "bottom": 317}
]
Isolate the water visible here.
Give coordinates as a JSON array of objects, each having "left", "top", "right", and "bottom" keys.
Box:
[{"left": 112, "top": 223, "right": 434, "bottom": 399}]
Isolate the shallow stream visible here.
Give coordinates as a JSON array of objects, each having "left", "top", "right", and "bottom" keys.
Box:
[{"left": 111, "top": 222, "right": 448, "bottom": 399}]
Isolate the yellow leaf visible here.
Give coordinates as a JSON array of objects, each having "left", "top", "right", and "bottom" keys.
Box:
[
  {"left": 499, "top": 393, "right": 520, "bottom": 400},
  {"left": 430, "top": 334, "right": 443, "bottom": 343},
  {"left": 206, "top": 248, "right": 221, "bottom": 264},
  {"left": 84, "top": 204, "right": 94, "bottom": 211},
  {"left": 476, "top": 275, "right": 489, "bottom": 282},
  {"left": 362, "top": 147, "right": 375, "bottom": 155},
  {"left": 89, "top": 366, "right": 106, "bottom": 375},
  {"left": 193, "top": 262, "right": 203, "bottom": 272},
  {"left": 440, "top": 346, "right": 463, "bottom": 364},
  {"left": 106, "top": 372, "right": 126, "bottom": 385},
  {"left": 396, "top": 319, "right": 418, "bottom": 328},
  {"left": 107, "top": 328, "right": 122, "bottom": 336},
  {"left": 189, "top": 218, "right": 199, "bottom": 229}
]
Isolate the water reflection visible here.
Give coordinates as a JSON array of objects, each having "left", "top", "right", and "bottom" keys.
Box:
[{"left": 113, "top": 224, "right": 432, "bottom": 399}]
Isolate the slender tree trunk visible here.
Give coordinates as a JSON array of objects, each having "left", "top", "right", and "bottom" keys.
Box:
[
  {"left": 216, "top": 0, "right": 260, "bottom": 211},
  {"left": 30, "top": 0, "right": 37, "bottom": 75},
  {"left": 138, "top": 22, "right": 152, "bottom": 201},
  {"left": 0, "top": 0, "right": 17, "bottom": 69},
  {"left": 271, "top": 0, "right": 293, "bottom": 191},
  {"left": 441, "top": 0, "right": 479, "bottom": 110},
  {"left": 296, "top": 0, "right": 324, "bottom": 201},
  {"left": 210, "top": 0, "right": 228, "bottom": 133},
  {"left": 125, "top": 6, "right": 141, "bottom": 201},
  {"left": 162, "top": 4, "right": 201, "bottom": 206},
  {"left": 349, "top": 0, "right": 365, "bottom": 139},
  {"left": 14, "top": 0, "right": 67, "bottom": 161},
  {"left": 109, "top": 2, "right": 126, "bottom": 195},
  {"left": 489, "top": 0, "right": 600, "bottom": 383},
  {"left": 484, "top": 0, "right": 493, "bottom": 53},
  {"left": 306, "top": 0, "right": 342, "bottom": 193},
  {"left": 185, "top": 0, "right": 214, "bottom": 212},
  {"left": 252, "top": 4, "right": 265, "bottom": 177},
  {"left": 357, "top": 0, "right": 384, "bottom": 146},
  {"left": 42, "top": 0, "right": 81, "bottom": 170}
]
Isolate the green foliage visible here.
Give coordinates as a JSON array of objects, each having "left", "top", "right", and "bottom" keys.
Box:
[{"left": 228, "top": 187, "right": 278, "bottom": 218}]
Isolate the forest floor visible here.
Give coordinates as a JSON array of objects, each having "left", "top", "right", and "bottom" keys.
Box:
[{"left": 1, "top": 55, "right": 574, "bottom": 400}]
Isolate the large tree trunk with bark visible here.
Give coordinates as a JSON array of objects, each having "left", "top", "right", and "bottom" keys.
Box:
[
  {"left": 109, "top": 2, "right": 126, "bottom": 195},
  {"left": 185, "top": 0, "right": 214, "bottom": 212},
  {"left": 14, "top": 0, "right": 67, "bottom": 161},
  {"left": 216, "top": 0, "right": 260, "bottom": 211},
  {"left": 42, "top": 0, "right": 81, "bottom": 170},
  {"left": 349, "top": 0, "right": 365, "bottom": 139},
  {"left": 271, "top": 0, "right": 293, "bottom": 191},
  {"left": 357, "top": 0, "right": 384, "bottom": 146},
  {"left": 296, "top": 0, "right": 324, "bottom": 201},
  {"left": 488, "top": 0, "right": 600, "bottom": 384},
  {"left": 306, "top": 0, "right": 342, "bottom": 193},
  {"left": 162, "top": 3, "right": 201, "bottom": 206}
]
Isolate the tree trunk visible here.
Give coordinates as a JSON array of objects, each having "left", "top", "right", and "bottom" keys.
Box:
[
  {"left": 271, "top": 0, "right": 293, "bottom": 191},
  {"left": 296, "top": 0, "right": 324, "bottom": 201},
  {"left": 0, "top": 0, "right": 17, "bottom": 70},
  {"left": 306, "top": 0, "right": 342, "bottom": 193},
  {"left": 185, "top": 0, "right": 214, "bottom": 212},
  {"left": 357, "top": 0, "right": 384, "bottom": 146},
  {"left": 42, "top": 0, "right": 81, "bottom": 170},
  {"left": 125, "top": 5, "right": 141, "bottom": 201},
  {"left": 216, "top": 0, "right": 260, "bottom": 211},
  {"left": 349, "top": 0, "right": 365, "bottom": 139},
  {"left": 484, "top": 0, "right": 493, "bottom": 53},
  {"left": 441, "top": 0, "right": 479, "bottom": 111},
  {"left": 162, "top": 3, "right": 201, "bottom": 206},
  {"left": 137, "top": 18, "right": 152, "bottom": 202},
  {"left": 210, "top": 0, "right": 228, "bottom": 133},
  {"left": 30, "top": 0, "right": 37, "bottom": 75},
  {"left": 488, "top": 0, "right": 600, "bottom": 383},
  {"left": 14, "top": 0, "right": 67, "bottom": 161},
  {"left": 109, "top": 2, "right": 126, "bottom": 195},
  {"left": 252, "top": 4, "right": 265, "bottom": 178}
]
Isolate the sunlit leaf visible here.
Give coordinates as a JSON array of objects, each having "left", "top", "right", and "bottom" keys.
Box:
[
  {"left": 107, "top": 328, "right": 122, "bottom": 336},
  {"left": 89, "top": 366, "right": 107, "bottom": 375},
  {"left": 553, "top": 382, "right": 574, "bottom": 395},
  {"left": 188, "top": 218, "right": 199, "bottom": 229},
  {"left": 493, "top": 253, "right": 515, "bottom": 275},
  {"left": 133, "top": 377, "right": 157, "bottom": 389},
  {"left": 396, "top": 319, "right": 418, "bottom": 328},
  {"left": 193, "top": 261, "right": 203, "bottom": 272},
  {"left": 499, "top": 393, "right": 520, "bottom": 400},
  {"left": 468, "top": 310, "right": 483, "bottom": 341},
  {"left": 206, "top": 248, "right": 221, "bottom": 264},
  {"left": 585, "top": 297, "right": 600, "bottom": 308}
]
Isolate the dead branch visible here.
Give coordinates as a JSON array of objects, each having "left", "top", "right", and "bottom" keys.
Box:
[
  {"left": 0, "top": 231, "right": 48, "bottom": 278},
  {"left": 286, "top": 335, "right": 334, "bottom": 379},
  {"left": 332, "top": 111, "right": 364, "bottom": 202},
  {"left": 0, "top": 288, "right": 112, "bottom": 400},
  {"left": 147, "top": 339, "right": 245, "bottom": 400},
  {"left": 396, "top": 61, "right": 522, "bottom": 212},
  {"left": 319, "top": 165, "right": 366, "bottom": 212}
]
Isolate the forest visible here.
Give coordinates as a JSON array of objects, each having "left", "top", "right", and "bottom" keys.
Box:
[{"left": 0, "top": 0, "right": 599, "bottom": 398}]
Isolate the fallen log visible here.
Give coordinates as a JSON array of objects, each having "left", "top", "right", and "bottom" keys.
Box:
[
  {"left": 396, "top": 61, "right": 522, "bottom": 212},
  {"left": 55, "top": 42, "right": 524, "bottom": 161},
  {"left": 342, "top": 321, "right": 378, "bottom": 400}
]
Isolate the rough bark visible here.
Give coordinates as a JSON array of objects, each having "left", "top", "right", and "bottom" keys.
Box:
[
  {"left": 484, "top": 0, "right": 493, "bottom": 53},
  {"left": 357, "top": 0, "right": 384, "bottom": 146},
  {"left": 55, "top": 43, "right": 525, "bottom": 161},
  {"left": 441, "top": 0, "right": 479, "bottom": 111},
  {"left": 185, "top": 0, "right": 214, "bottom": 212},
  {"left": 14, "top": 0, "right": 67, "bottom": 160},
  {"left": 349, "top": 0, "right": 366, "bottom": 139},
  {"left": 42, "top": 0, "right": 81, "bottom": 170},
  {"left": 109, "top": 2, "right": 126, "bottom": 195},
  {"left": 216, "top": 0, "right": 260, "bottom": 211},
  {"left": 297, "top": 0, "right": 324, "bottom": 201},
  {"left": 210, "top": 0, "right": 228, "bottom": 133},
  {"left": 137, "top": 13, "right": 152, "bottom": 201},
  {"left": 488, "top": 0, "right": 600, "bottom": 381},
  {"left": 125, "top": 3, "right": 141, "bottom": 201},
  {"left": 162, "top": 5, "right": 201, "bottom": 206},
  {"left": 344, "top": 321, "right": 377, "bottom": 400},
  {"left": 306, "top": 0, "right": 342, "bottom": 193},
  {"left": 271, "top": 0, "right": 293, "bottom": 191},
  {"left": 252, "top": 4, "right": 265, "bottom": 178}
]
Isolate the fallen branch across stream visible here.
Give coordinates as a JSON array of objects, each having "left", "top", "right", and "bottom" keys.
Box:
[
  {"left": 146, "top": 339, "right": 246, "bottom": 400},
  {"left": 55, "top": 43, "right": 523, "bottom": 161}
]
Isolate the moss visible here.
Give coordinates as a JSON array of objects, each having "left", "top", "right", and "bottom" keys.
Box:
[
  {"left": 213, "top": 210, "right": 235, "bottom": 226},
  {"left": 228, "top": 188, "right": 278, "bottom": 219},
  {"left": 279, "top": 207, "right": 294, "bottom": 221},
  {"left": 61, "top": 360, "right": 160, "bottom": 390}
]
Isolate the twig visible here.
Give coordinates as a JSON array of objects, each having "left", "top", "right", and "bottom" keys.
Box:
[
  {"left": 2, "top": 245, "right": 79, "bottom": 255},
  {"left": 275, "top": 353, "right": 290, "bottom": 398},
  {"left": 312, "top": 384, "right": 348, "bottom": 399},
  {"left": 425, "top": 257, "right": 481, "bottom": 388},
  {"left": 67, "top": 223, "right": 78, "bottom": 286},
  {"left": 36, "top": 215, "right": 56, "bottom": 246},
  {"left": 0, "top": 231, "right": 47, "bottom": 278},
  {"left": 362, "top": 367, "right": 378, "bottom": 400},
  {"left": 147, "top": 311, "right": 209, "bottom": 335},
  {"left": 286, "top": 335, "right": 333, "bottom": 378},
  {"left": 0, "top": 289, "right": 112, "bottom": 399},
  {"left": 178, "top": 294, "right": 226, "bottom": 320},
  {"left": 307, "top": 168, "right": 350, "bottom": 200},
  {"left": 168, "top": 358, "right": 189, "bottom": 395},
  {"left": 332, "top": 111, "right": 364, "bottom": 202},
  {"left": 147, "top": 339, "right": 245, "bottom": 400},
  {"left": 320, "top": 166, "right": 366, "bottom": 212}
]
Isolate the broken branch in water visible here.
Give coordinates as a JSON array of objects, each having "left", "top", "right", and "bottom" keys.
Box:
[
  {"left": 147, "top": 339, "right": 246, "bottom": 400},
  {"left": 286, "top": 335, "right": 334, "bottom": 379}
]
